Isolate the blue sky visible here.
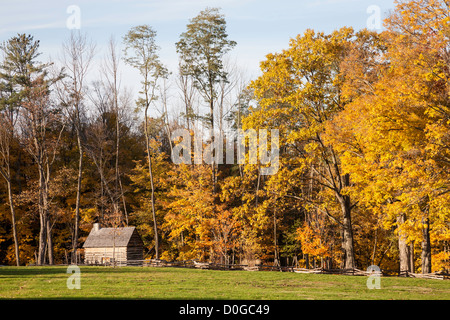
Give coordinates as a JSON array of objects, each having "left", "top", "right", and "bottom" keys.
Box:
[
  {"left": 1, "top": 1, "right": 397, "bottom": 75},
  {"left": 0, "top": 0, "right": 397, "bottom": 116}
]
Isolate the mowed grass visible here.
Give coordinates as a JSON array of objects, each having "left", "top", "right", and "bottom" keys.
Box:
[{"left": 0, "top": 266, "right": 449, "bottom": 300}]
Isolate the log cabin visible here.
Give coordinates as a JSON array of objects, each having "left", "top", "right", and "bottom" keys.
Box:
[{"left": 83, "top": 223, "right": 144, "bottom": 265}]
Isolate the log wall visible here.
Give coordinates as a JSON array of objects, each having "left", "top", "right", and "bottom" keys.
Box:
[{"left": 85, "top": 246, "right": 143, "bottom": 265}]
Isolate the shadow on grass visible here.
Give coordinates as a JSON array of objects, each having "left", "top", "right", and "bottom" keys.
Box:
[
  {"left": 0, "top": 266, "right": 68, "bottom": 277},
  {"left": 0, "top": 265, "right": 191, "bottom": 277}
]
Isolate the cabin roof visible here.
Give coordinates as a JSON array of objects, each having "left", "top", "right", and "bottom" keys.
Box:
[{"left": 83, "top": 226, "right": 142, "bottom": 248}]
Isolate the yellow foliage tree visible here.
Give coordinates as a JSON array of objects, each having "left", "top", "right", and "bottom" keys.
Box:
[
  {"left": 248, "top": 27, "right": 362, "bottom": 269},
  {"left": 325, "top": 0, "right": 450, "bottom": 273}
]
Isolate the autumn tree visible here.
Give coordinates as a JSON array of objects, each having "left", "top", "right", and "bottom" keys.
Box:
[
  {"left": 0, "top": 95, "right": 20, "bottom": 266},
  {"left": 249, "top": 28, "right": 359, "bottom": 269},
  {"left": 0, "top": 42, "right": 22, "bottom": 266},
  {"left": 123, "top": 25, "right": 168, "bottom": 259},
  {"left": 385, "top": 0, "right": 450, "bottom": 272},
  {"left": 383, "top": 0, "right": 450, "bottom": 273},
  {"left": 0, "top": 34, "right": 63, "bottom": 265},
  {"left": 21, "top": 77, "right": 64, "bottom": 265},
  {"left": 176, "top": 7, "right": 236, "bottom": 192},
  {"left": 326, "top": 0, "right": 450, "bottom": 273}
]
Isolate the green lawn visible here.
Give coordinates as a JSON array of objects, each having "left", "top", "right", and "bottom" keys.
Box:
[{"left": 0, "top": 266, "right": 449, "bottom": 299}]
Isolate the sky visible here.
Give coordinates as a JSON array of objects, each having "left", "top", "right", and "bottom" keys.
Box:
[{"left": 0, "top": 0, "right": 397, "bottom": 115}]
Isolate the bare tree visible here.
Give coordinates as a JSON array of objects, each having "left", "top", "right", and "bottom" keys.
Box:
[
  {"left": 123, "top": 25, "right": 168, "bottom": 259},
  {"left": 57, "top": 31, "right": 95, "bottom": 264},
  {"left": 176, "top": 64, "right": 198, "bottom": 131},
  {"left": 86, "top": 81, "right": 120, "bottom": 224},
  {"left": 21, "top": 77, "right": 64, "bottom": 265},
  {"left": 101, "top": 36, "right": 129, "bottom": 225},
  {"left": 0, "top": 111, "right": 20, "bottom": 265},
  {"left": 0, "top": 47, "right": 21, "bottom": 266},
  {"left": 157, "top": 77, "right": 174, "bottom": 152}
]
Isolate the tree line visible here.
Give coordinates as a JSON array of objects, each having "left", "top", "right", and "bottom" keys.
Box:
[{"left": 0, "top": 1, "right": 449, "bottom": 274}]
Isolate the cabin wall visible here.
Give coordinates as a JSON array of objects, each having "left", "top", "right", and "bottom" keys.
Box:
[
  {"left": 84, "top": 246, "right": 143, "bottom": 265},
  {"left": 127, "top": 246, "right": 143, "bottom": 261},
  {"left": 129, "top": 230, "right": 144, "bottom": 248},
  {"left": 84, "top": 247, "right": 126, "bottom": 265}
]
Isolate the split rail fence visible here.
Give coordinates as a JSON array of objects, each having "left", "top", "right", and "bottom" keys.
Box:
[{"left": 83, "top": 259, "right": 450, "bottom": 280}]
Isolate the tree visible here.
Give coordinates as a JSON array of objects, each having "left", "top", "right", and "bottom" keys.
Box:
[
  {"left": 176, "top": 7, "right": 236, "bottom": 192},
  {"left": 123, "top": 25, "right": 168, "bottom": 259},
  {"left": 163, "top": 162, "right": 242, "bottom": 263},
  {"left": 0, "top": 103, "right": 20, "bottom": 266},
  {"left": 176, "top": 63, "right": 198, "bottom": 131},
  {"left": 326, "top": 0, "right": 450, "bottom": 273},
  {"left": 0, "top": 34, "right": 61, "bottom": 265},
  {"left": 249, "top": 28, "right": 358, "bottom": 269},
  {"left": 57, "top": 31, "right": 95, "bottom": 264},
  {"left": 376, "top": 0, "right": 450, "bottom": 274},
  {"left": 85, "top": 81, "right": 124, "bottom": 226},
  {"left": 0, "top": 45, "right": 22, "bottom": 266},
  {"left": 101, "top": 36, "right": 130, "bottom": 225},
  {"left": 21, "top": 77, "right": 63, "bottom": 265}
]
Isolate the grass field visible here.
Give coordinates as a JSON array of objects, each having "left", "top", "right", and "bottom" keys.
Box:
[{"left": 0, "top": 266, "right": 449, "bottom": 300}]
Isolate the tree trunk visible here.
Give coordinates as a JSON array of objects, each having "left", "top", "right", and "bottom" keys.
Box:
[
  {"left": 341, "top": 204, "right": 355, "bottom": 269},
  {"left": 6, "top": 180, "right": 20, "bottom": 266},
  {"left": 337, "top": 191, "right": 355, "bottom": 269},
  {"left": 45, "top": 158, "right": 53, "bottom": 265},
  {"left": 46, "top": 216, "right": 54, "bottom": 265},
  {"left": 397, "top": 213, "right": 411, "bottom": 275},
  {"left": 72, "top": 135, "right": 83, "bottom": 264},
  {"left": 421, "top": 218, "right": 432, "bottom": 274},
  {"left": 37, "top": 162, "right": 47, "bottom": 265},
  {"left": 371, "top": 228, "right": 378, "bottom": 266},
  {"left": 210, "top": 97, "right": 217, "bottom": 194},
  {"left": 255, "top": 166, "right": 261, "bottom": 206},
  {"left": 144, "top": 107, "right": 159, "bottom": 260},
  {"left": 115, "top": 109, "right": 128, "bottom": 225},
  {"left": 36, "top": 151, "right": 54, "bottom": 265},
  {"left": 37, "top": 212, "right": 47, "bottom": 265},
  {"left": 273, "top": 207, "right": 279, "bottom": 266}
]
